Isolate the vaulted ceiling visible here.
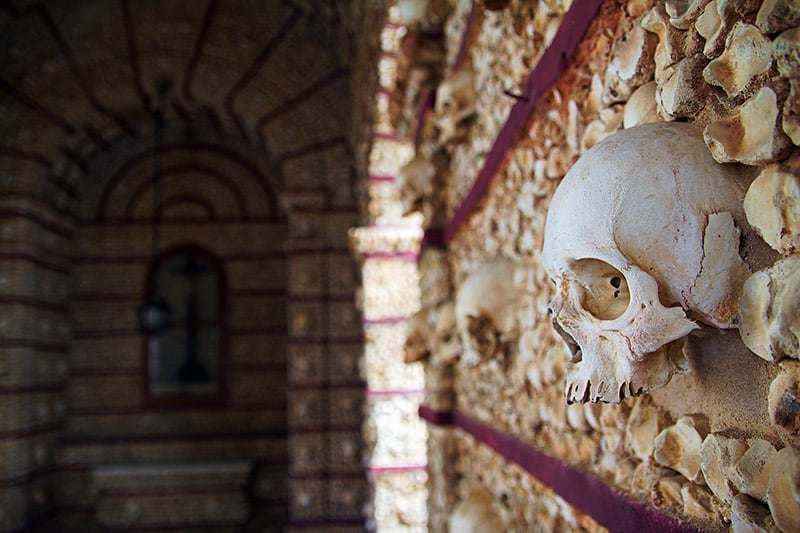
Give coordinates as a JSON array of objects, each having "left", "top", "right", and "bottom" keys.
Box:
[{"left": 0, "top": 0, "right": 368, "bottom": 223}]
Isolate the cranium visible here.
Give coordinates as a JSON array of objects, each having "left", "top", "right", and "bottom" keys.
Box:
[
  {"left": 455, "top": 258, "right": 524, "bottom": 366},
  {"left": 542, "top": 122, "right": 751, "bottom": 404},
  {"left": 434, "top": 65, "right": 477, "bottom": 143}
]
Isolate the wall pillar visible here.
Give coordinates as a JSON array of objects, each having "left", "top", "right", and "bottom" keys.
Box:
[
  {"left": 350, "top": 218, "right": 428, "bottom": 532},
  {"left": 284, "top": 192, "right": 366, "bottom": 531}
]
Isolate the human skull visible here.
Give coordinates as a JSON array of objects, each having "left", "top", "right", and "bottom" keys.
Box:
[
  {"left": 455, "top": 258, "right": 528, "bottom": 366},
  {"left": 434, "top": 65, "right": 477, "bottom": 143},
  {"left": 542, "top": 122, "right": 751, "bottom": 404}
]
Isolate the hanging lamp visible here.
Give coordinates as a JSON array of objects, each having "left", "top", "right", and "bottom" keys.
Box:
[{"left": 137, "top": 106, "right": 171, "bottom": 334}]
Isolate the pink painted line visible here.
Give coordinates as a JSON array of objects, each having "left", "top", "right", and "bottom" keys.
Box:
[
  {"left": 368, "top": 174, "right": 396, "bottom": 182},
  {"left": 444, "top": 0, "right": 605, "bottom": 243},
  {"left": 372, "top": 132, "right": 407, "bottom": 142},
  {"left": 368, "top": 464, "right": 426, "bottom": 474},
  {"left": 452, "top": 2, "right": 479, "bottom": 72},
  {"left": 362, "top": 316, "right": 408, "bottom": 326},
  {"left": 420, "top": 406, "right": 702, "bottom": 533}
]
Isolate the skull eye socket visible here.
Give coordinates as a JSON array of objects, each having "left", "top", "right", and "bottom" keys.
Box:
[{"left": 571, "top": 259, "right": 630, "bottom": 321}]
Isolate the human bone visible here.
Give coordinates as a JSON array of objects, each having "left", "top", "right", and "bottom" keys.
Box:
[
  {"left": 632, "top": 457, "right": 675, "bottom": 498},
  {"left": 756, "top": 0, "right": 800, "bottom": 35},
  {"left": 653, "top": 414, "right": 710, "bottom": 484},
  {"left": 397, "top": 155, "right": 436, "bottom": 218},
  {"left": 701, "top": 433, "right": 748, "bottom": 504},
  {"left": 766, "top": 445, "right": 800, "bottom": 533},
  {"left": 625, "top": 395, "right": 673, "bottom": 461},
  {"left": 730, "top": 493, "right": 777, "bottom": 533},
  {"left": 623, "top": 81, "right": 661, "bottom": 128},
  {"left": 703, "top": 22, "right": 773, "bottom": 98},
  {"left": 704, "top": 87, "right": 794, "bottom": 165},
  {"left": 542, "top": 122, "right": 751, "bottom": 403},
  {"left": 744, "top": 166, "right": 800, "bottom": 256},
  {"left": 730, "top": 439, "right": 777, "bottom": 503},
  {"left": 405, "top": 307, "right": 433, "bottom": 363},
  {"left": 652, "top": 474, "right": 686, "bottom": 509},
  {"left": 419, "top": 248, "right": 453, "bottom": 309},
  {"left": 769, "top": 362, "right": 800, "bottom": 437},
  {"left": 696, "top": 0, "right": 725, "bottom": 58},
  {"left": 432, "top": 301, "right": 461, "bottom": 365},
  {"left": 612, "top": 456, "right": 639, "bottom": 491},
  {"left": 665, "top": 0, "right": 711, "bottom": 30},
  {"left": 447, "top": 488, "right": 505, "bottom": 533},
  {"left": 566, "top": 402, "right": 590, "bottom": 432},
  {"left": 774, "top": 27, "right": 800, "bottom": 79},
  {"left": 396, "top": 0, "right": 429, "bottom": 26},
  {"left": 603, "top": 23, "right": 657, "bottom": 104},
  {"left": 784, "top": 79, "right": 800, "bottom": 146},
  {"left": 657, "top": 53, "right": 709, "bottom": 118},
  {"left": 681, "top": 483, "right": 726, "bottom": 523},
  {"left": 738, "top": 256, "right": 800, "bottom": 362},
  {"left": 455, "top": 258, "right": 525, "bottom": 365},
  {"left": 435, "top": 66, "right": 478, "bottom": 143},
  {"left": 642, "top": 4, "right": 686, "bottom": 83},
  {"left": 627, "top": 0, "right": 651, "bottom": 18}
]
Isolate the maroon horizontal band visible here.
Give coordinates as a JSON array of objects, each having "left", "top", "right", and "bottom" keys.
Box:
[
  {"left": 362, "top": 251, "right": 419, "bottom": 261},
  {"left": 368, "top": 464, "right": 425, "bottom": 474},
  {"left": 444, "top": 0, "right": 605, "bottom": 243},
  {"left": 421, "top": 406, "right": 701, "bottom": 533},
  {"left": 368, "top": 174, "right": 396, "bottom": 183},
  {"left": 362, "top": 316, "right": 407, "bottom": 326},
  {"left": 418, "top": 405, "right": 454, "bottom": 426}
]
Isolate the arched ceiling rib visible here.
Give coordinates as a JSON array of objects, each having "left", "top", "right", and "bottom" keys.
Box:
[{"left": 0, "top": 0, "right": 357, "bottom": 221}]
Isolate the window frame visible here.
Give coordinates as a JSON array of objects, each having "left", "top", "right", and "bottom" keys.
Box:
[{"left": 142, "top": 244, "right": 228, "bottom": 408}]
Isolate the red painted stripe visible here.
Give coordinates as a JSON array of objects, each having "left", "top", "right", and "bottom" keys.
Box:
[
  {"left": 0, "top": 252, "right": 70, "bottom": 274},
  {"left": 120, "top": 0, "right": 153, "bottom": 114},
  {"left": 182, "top": 0, "right": 219, "bottom": 100},
  {"left": 0, "top": 78, "right": 75, "bottom": 135},
  {"left": 0, "top": 338, "right": 67, "bottom": 353},
  {"left": 96, "top": 141, "right": 279, "bottom": 220},
  {"left": 122, "top": 162, "right": 249, "bottom": 220},
  {"left": 0, "top": 296, "right": 68, "bottom": 313},
  {"left": 444, "top": 0, "right": 605, "bottom": 243},
  {"left": 451, "top": 2, "right": 479, "bottom": 72},
  {"left": 421, "top": 407, "right": 702, "bottom": 533},
  {"left": 363, "top": 316, "right": 407, "bottom": 326},
  {"left": 362, "top": 251, "right": 419, "bottom": 261},
  {"left": 257, "top": 68, "right": 347, "bottom": 129},
  {"left": 36, "top": 4, "right": 136, "bottom": 136},
  {"left": 276, "top": 137, "right": 348, "bottom": 164},
  {"left": 0, "top": 422, "right": 65, "bottom": 441},
  {"left": 224, "top": 8, "right": 301, "bottom": 139}
]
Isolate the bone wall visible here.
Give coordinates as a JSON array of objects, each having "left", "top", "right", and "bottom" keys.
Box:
[{"left": 391, "top": 0, "right": 800, "bottom": 531}]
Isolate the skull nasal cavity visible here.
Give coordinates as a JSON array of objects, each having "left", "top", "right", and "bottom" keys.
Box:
[{"left": 572, "top": 259, "right": 630, "bottom": 320}]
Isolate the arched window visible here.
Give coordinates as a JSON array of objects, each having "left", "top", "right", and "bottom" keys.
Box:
[{"left": 144, "top": 246, "right": 226, "bottom": 406}]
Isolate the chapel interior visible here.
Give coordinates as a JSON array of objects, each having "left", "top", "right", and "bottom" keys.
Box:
[{"left": 1, "top": 0, "right": 799, "bottom": 532}]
